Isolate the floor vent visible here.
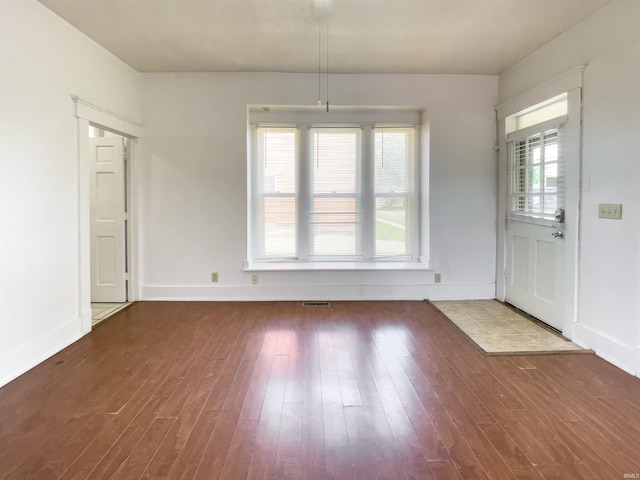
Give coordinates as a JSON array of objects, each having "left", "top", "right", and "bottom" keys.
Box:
[{"left": 302, "top": 301, "right": 331, "bottom": 307}]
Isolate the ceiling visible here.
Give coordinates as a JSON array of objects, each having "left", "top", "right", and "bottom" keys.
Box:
[{"left": 38, "top": 0, "right": 613, "bottom": 74}]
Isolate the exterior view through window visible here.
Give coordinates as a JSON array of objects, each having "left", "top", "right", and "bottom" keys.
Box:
[
  {"left": 252, "top": 122, "right": 418, "bottom": 263},
  {"left": 511, "top": 129, "right": 561, "bottom": 219}
]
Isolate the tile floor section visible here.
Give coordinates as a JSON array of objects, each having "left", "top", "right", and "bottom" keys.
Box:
[
  {"left": 91, "top": 302, "right": 130, "bottom": 325},
  {"left": 431, "top": 299, "right": 586, "bottom": 355}
]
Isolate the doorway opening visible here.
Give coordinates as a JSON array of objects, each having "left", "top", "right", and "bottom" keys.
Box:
[
  {"left": 495, "top": 68, "right": 584, "bottom": 338},
  {"left": 88, "top": 125, "right": 131, "bottom": 325}
]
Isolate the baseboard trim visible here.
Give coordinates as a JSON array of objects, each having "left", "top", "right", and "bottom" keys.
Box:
[
  {"left": 0, "top": 318, "right": 83, "bottom": 388},
  {"left": 141, "top": 282, "right": 496, "bottom": 302},
  {"left": 572, "top": 322, "right": 638, "bottom": 377}
]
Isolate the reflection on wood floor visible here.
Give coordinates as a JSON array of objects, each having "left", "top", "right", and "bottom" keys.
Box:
[{"left": 1, "top": 301, "right": 639, "bottom": 479}]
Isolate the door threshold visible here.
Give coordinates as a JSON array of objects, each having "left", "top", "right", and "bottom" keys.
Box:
[{"left": 91, "top": 302, "right": 132, "bottom": 327}]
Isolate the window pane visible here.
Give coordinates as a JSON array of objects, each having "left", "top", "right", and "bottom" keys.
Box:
[
  {"left": 261, "top": 130, "right": 296, "bottom": 194},
  {"left": 375, "top": 128, "right": 413, "bottom": 193},
  {"left": 528, "top": 195, "right": 541, "bottom": 213},
  {"left": 311, "top": 197, "right": 357, "bottom": 256},
  {"left": 530, "top": 136, "right": 541, "bottom": 164},
  {"left": 512, "top": 194, "right": 526, "bottom": 212},
  {"left": 543, "top": 195, "right": 557, "bottom": 215},
  {"left": 528, "top": 165, "right": 541, "bottom": 193},
  {"left": 312, "top": 130, "right": 358, "bottom": 194},
  {"left": 375, "top": 197, "right": 407, "bottom": 256},
  {"left": 257, "top": 128, "right": 297, "bottom": 259},
  {"left": 544, "top": 163, "right": 558, "bottom": 192},
  {"left": 544, "top": 136, "right": 558, "bottom": 162},
  {"left": 263, "top": 197, "right": 296, "bottom": 257},
  {"left": 509, "top": 127, "right": 561, "bottom": 219}
]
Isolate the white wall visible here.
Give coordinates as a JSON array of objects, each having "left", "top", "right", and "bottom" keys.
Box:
[
  {"left": 0, "top": 0, "right": 141, "bottom": 386},
  {"left": 499, "top": 0, "right": 640, "bottom": 376},
  {"left": 140, "top": 73, "right": 498, "bottom": 301}
]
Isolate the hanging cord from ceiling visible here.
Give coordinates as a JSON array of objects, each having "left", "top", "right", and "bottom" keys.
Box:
[{"left": 326, "top": 19, "right": 329, "bottom": 112}]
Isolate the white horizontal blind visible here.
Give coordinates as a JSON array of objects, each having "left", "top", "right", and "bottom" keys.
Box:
[
  {"left": 250, "top": 120, "right": 419, "bottom": 264},
  {"left": 310, "top": 128, "right": 360, "bottom": 258},
  {"left": 256, "top": 127, "right": 297, "bottom": 258},
  {"left": 509, "top": 126, "right": 564, "bottom": 220},
  {"left": 374, "top": 127, "right": 414, "bottom": 257}
]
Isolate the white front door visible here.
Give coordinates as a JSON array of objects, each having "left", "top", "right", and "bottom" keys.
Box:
[
  {"left": 498, "top": 82, "right": 582, "bottom": 336},
  {"left": 506, "top": 219, "right": 564, "bottom": 329},
  {"left": 505, "top": 123, "right": 567, "bottom": 331},
  {"left": 89, "top": 137, "right": 127, "bottom": 302}
]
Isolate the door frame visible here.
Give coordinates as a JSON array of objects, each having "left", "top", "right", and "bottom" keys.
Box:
[
  {"left": 495, "top": 67, "right": 584, "bottom": 338},
  {"left": 73, "top": 96, "right": 142, "bottom": 334}
]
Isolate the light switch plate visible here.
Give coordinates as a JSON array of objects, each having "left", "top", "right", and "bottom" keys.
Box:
[{"left": 598, "top": 203, "right": 622, "bottom": 219}]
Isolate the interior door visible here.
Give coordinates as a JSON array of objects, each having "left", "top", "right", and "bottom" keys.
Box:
[{"left": 89, "top": 136, "right": 127, "bottom": 302}]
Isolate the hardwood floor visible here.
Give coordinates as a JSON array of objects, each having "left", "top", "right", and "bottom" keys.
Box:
[{"left": 1, "top": 301, "right": 639, "bottom": 479}]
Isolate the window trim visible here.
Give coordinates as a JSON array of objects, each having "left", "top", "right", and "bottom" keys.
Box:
[{"left": 248, "top": 113, "right": 422, "bottom": 268}]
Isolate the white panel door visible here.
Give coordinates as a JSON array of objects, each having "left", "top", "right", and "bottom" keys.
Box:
[
  {"left": 90, "top": 137, "right": 126, "bottom": 302},
  {"left": 506, "top": 219, "right": 564, "bottom": 329},
  {"left": 502, "top": 88, "right": 581, "bottom": 335}
]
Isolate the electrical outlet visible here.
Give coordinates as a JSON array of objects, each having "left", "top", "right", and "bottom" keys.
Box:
[
  {"left": 211, "top": 272, "right": 218, "bottom": 283},
  {"left": 434, "top": 272, "right": 441, "bottom": 284},
  {"left": 252, "top": 274, "right": 259, "bottom": 285},
  {"left": 599, "top": 203, "right": 622, "bottom": 219}
]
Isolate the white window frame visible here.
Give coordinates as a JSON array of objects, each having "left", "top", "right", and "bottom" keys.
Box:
[
  {"left": 247, "top": 109, "right": 422, "bottom": 269},
  {"left": 507, "top": 116, "right": 567, "bottom": 224}
]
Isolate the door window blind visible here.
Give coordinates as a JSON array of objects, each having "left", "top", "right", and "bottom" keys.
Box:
[{"left": 509, "top": 125, "right": 564, "bottom": 220}]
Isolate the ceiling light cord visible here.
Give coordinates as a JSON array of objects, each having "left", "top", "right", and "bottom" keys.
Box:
[
  {"left": 326, "top": 20, "right": 329, "bottom": 112},
  {"left": 317, "top": 15, "right": 322, "bottom": 106}
]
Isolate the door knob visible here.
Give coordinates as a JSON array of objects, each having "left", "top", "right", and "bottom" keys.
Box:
[{"left": 552, "top": 231, "right": 564, "bottom": 238}]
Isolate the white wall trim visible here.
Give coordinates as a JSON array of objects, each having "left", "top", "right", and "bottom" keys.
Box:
[
  {"left": 573, "top": 322, "right": 638, "bottom": 377},
  {"left": 0, "top": 319, "right": 82, "bottom": 387},
  {"left": 72, "top": 96, "right": 143, "bottom": 138},
  {"left": 72, "top": 96, "right": 142, "bottom": 334},
  {"left": 140, "top": 282, "right": 496, "bottom": 302},
  {"left": 496, "top": 66, "right": 585, "bottom": 120}
]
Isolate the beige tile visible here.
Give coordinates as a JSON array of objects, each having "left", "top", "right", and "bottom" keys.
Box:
[{"left": 433, "top": 300, "right": 584, "bottom": 354}]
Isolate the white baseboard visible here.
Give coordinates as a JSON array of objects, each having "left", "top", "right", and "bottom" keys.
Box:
[
  {"left": 0, "top": 318, "right": 83, "bottom": 388},
  {"left": 572, "top": 322, "right": 638, "bottom": 377},
  {"left": 141, "top": 282, "right": 496, "bottom": 302}
]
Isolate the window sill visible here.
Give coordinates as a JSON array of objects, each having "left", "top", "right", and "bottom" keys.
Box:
[{"left": 243, "top": 260, "right": 431, "bottom": 272}]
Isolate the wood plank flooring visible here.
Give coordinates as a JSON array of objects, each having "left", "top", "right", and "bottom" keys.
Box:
[{"left": 1, "top": 301, "right": 639, "bottom": 479}]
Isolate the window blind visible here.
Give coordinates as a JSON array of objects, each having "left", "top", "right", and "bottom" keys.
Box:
[
  {"left": 310, "top": 128, "right": 360, "bottom": 257},
  {"left": 250, "top": 121, "right": 419, "bottom": 264},
  {"left": 374, "top": 127, "right": 414, "bottom": 257},
  {"left": 256, "top": 128, "right": 297, "bottom": 258},
  {"left": 509, "top": 125, "right": 564, "bottom": 220}
]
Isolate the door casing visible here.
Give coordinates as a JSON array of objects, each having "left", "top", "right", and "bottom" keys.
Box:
[
  {"left": 495, "top": 68, "right": 583, "bottom": 338},
  {"left": 73, "top": 96, "right": 142, "bottom": 334}
]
